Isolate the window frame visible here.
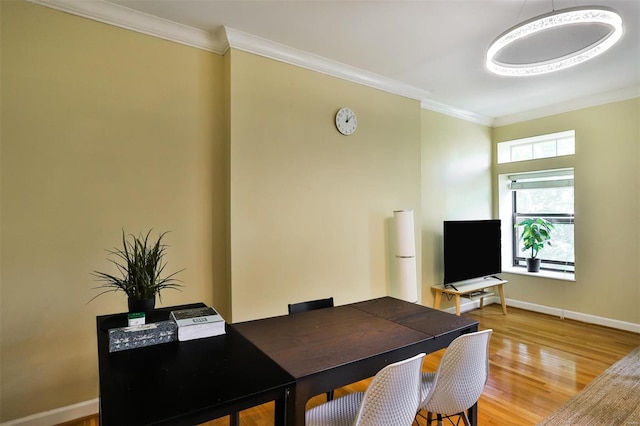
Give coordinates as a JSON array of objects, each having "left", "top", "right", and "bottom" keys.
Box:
[
  {"left": 497, "top": 130, "right": 575, "bottom": 164},
  {"left": 511, "top": 191, "right": 575, "bottom": 272}
]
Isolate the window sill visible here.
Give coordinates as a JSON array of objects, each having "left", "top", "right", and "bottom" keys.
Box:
[{"left": 502, "top": 266, "right": 575, "bottom": 282}]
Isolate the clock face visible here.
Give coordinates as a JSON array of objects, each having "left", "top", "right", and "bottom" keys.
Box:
[{"left": 335, "top": 107, "right": 357, "bottom": 135}]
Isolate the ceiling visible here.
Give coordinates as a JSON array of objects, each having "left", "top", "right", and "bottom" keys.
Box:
[{"left": 55, "top": 0, "right": 640, "bottom": 125}]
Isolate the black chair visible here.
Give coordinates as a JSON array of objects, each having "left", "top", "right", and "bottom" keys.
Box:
[
  {"left": 288, "top": 297, "right": 334, "bottom": 315},
  {"left": 287, "top": 297, "right": 335, "bottom": 401}
]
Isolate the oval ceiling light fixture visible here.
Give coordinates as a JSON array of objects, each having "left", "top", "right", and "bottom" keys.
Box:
[{"left": 486, "top": 6, "right": 623, "bottom": 76}]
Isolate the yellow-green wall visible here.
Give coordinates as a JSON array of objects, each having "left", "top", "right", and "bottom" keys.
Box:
[
  {"left": 1, "top": 0, "right": 638, "bottom": 423},
  {"left": 421, "top": 110, "right": 493, "bottom": 308},
  {"left": 228, "top": 49, "right": 422, "bottom": 321},
  {"left": 1, "top": 1, "right": 225, "bottom": 420},
  {"left": 1, "top": 1, "right": 426, "bottom": 420},
  {"left": 493, "top": 98, "right": 640, "bottom": 324}
]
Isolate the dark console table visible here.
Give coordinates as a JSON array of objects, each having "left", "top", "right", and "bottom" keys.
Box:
[{"left": 96, "top": 303, "right": 295, "bottom": 426}]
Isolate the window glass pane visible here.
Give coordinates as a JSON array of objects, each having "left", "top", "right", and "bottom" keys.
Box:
[
  {"left": 557, "top": 137, "right": 575, "bottom": 156},
  {"left": 497, "top": 143, "right": 510, "bottom": 164},
  {"left": 516, "top": 221, "right": 574, "bottom": 262},
  {"left": 511, "top": 144, "right": 532, "bottom": 162},
  {"left": 544, "top": 222, "right": 574, "bottom": 263},
  {"left": 516, "top": 187, "right": 574, "bottom": 213},
  {"left": 533, "top": 140, "right": 557, "bottom": 159}
]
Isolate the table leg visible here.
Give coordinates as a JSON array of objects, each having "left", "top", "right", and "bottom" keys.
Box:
[
  {"left": 434, "top": 290, "right": 442, "bottom": 310},
  {"left": 229, "top": 412, "right": 239, "bottom": 426},
  {"left": 498, "top": 284, "right": 507, "bottom": 315},
  {"left": 479, "top": 296, "right": 484, "bottom": 310},
  {"left": 293, "top": 380, "right": 313, "bottom": 425},
  {"left": 455, "top": 295, "right": 461, "bottom": 316},
  {"left": 275, "top": 386, "right": 294, "bottom": 426}
]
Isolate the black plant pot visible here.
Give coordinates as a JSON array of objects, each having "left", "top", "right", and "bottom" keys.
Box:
[
  {"left": 526, "top": 258, "right": 541, "bottom": 272},
  {"left": 128, "top": 297, "right": 156, "bottom": 314}
]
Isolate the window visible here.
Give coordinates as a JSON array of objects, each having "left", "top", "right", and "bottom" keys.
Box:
[
  {"left": 510, "top": 169, "right": 575, "bottom": 273},
  {"left": 498, "top": 130, "right": 575, "bottom": 164}
]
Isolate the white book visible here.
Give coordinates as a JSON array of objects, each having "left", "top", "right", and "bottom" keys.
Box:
[
  {"left": 176, "top": 322, "right": 226, "bottom": 341},
  {"left": 170, "top": 306, "right": 226, "bottom": 341}
]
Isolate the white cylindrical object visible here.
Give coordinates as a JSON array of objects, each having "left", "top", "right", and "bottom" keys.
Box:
[
  {"left": 394, "top": 210, "right": 415, "bottom": 257},
  {"left": 396, "top": 256, "right": 418, "bottom": 303}
]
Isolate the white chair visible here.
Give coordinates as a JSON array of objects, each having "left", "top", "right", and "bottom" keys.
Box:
[
  {"left": 417, "top": 329, "right": 493, "bottom": 426},
  {"left": 306, "top": 352, "right": 426, "bottom": 426}
]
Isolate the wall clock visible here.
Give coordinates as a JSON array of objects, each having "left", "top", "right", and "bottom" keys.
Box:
[{"left": 335, "top": 107, "right": 357, "bottom": 135}]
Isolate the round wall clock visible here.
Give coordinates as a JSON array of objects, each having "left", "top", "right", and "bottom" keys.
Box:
[{"left": 335, "top": 107, "right": 357, "bottom": 135}]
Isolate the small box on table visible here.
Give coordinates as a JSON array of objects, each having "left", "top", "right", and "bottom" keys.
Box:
[{"left": 108, "top": 320, "right": 177, "bottom": 353}]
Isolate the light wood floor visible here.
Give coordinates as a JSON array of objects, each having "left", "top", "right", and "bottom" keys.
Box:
[{"left": 61, "top": 305, "right": 639, "bottom": 426}]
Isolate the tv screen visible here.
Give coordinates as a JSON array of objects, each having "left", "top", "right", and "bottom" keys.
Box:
[{"left": 443, "top": 220, "right": 501, "bottom": 285}]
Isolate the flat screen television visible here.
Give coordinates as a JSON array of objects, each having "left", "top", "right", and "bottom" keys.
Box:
[{"left": 443, "top": 219, "right": 501, "bottom": 286}]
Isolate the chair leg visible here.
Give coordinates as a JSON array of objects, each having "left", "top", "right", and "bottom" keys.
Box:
[
  {"left": 419, "top": 411, "right": 469, "bottom": 426},
  {"left": 427, "top": 412, "right": 433, "bottom": 424},
  {"left": 413, "top": 409, "right": 427, "bottom": 425},
  {"left": 326, "top": 390, "right": 334, "bottom": 401}
]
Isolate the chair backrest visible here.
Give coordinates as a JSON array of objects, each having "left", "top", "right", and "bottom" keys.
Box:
[
  {"left": 288, "top": 297, "right": 334, "bottom": 314},
  {"left": 354, "top": 352, "right": 425, "bottom": 426},
  {"left": 420, "top": 329, "right": 493, "bottom": 415}
]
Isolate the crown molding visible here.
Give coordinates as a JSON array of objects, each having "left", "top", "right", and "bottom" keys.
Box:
[
  {"left": 218, "top": 27, "right": 493, "bottom": 126},
  {"left": 25, "top": 0, "right": 637, "bottom": 128},
  {"left": 222, "top": 27, "right": 432, "bottom": 102},
  {"left": 27, "top": 0, "right": 493, "bottom": 125},
  {"left": 27, "top": 0, "right": 223, "bottom": 53},
  {"left": 53, "top": 0, "right": 640, "bottom": 127},
  {"left": 222, "top": 27, "right": 496, "bottom": 125},
  {"left": 493, "top": 85, "right": 640, "bottom": 127},
  {"left": 420, "top": 99, "right": 494, "bottom": 127}
]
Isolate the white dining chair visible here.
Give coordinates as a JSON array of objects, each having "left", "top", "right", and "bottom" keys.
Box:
[
  {"left": 306, "top": 352, "right": 426, "bottom": 426},
  {"left": 416, "top": 329, "right": 493, "bottom": 426}
]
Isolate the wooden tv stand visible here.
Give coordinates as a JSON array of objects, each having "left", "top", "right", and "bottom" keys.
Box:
[{"left": 431, "top": 277, "right": 507, "bottom": 316}]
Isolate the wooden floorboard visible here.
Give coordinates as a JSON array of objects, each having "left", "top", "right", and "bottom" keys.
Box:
[{"left": 60, "top": 305, "right": 639, "bottom": 426}]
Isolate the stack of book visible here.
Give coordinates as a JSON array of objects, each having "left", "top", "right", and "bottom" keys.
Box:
[{"left": 170, "top": 306, "right": 226, "bottom": 341}]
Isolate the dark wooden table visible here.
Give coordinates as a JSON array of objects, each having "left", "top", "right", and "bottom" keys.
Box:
[
  {"left": 231, "top": 296, "right": 479, "bottom": 425},
  {"left": 96, "top": 303, "right": 295, "bottom": 426}
]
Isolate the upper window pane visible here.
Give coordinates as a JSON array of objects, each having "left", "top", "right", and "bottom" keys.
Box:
[
  {"left": 511, "top": 144, "right": 532, "bottom": 162},
  {"left": 557, "top": 137, "right": 575, "bottom": 156},
  {"left": 498, "top": 130, "right": 575, "bottom": 164},
  {"left": 533, "top": 140, "right": 557, "bottom": 159}
]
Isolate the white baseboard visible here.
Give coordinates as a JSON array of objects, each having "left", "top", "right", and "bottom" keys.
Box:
[
  {"left": 441, "top": 296, "right": 640, "bottom": 334},
  {"left": 506, "top": 298, "right": 640, "bottom": 333},
  {"left": 4, "top": 298, "right": 638, "bottom": 426},
  {"left": 0, "top": 399, "right": 98, "bottom": 426}
]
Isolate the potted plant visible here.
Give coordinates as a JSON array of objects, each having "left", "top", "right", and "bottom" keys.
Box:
[
  {"left": 514, "top": 218, "right": 554, "bottom": 272},
  {"left": 91, "top": 229, "right": 183, "bottom": 313}
]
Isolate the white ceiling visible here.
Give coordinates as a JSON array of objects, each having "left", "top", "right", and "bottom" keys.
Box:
[{"left": 45, "top": 0, "right": 640, "bottom": 125}]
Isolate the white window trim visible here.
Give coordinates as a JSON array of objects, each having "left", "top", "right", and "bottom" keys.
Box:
[
  {"left": 498, "top": 169, "right": 576, "bottom": 279},
  {"left": 503, "top": 265, "right": 576, "bottom": 282},
  {"left": 497, "top": 130, "right": 575, "bottom": 164}
]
